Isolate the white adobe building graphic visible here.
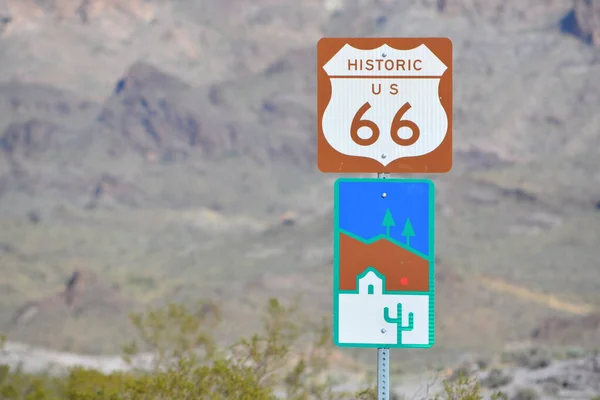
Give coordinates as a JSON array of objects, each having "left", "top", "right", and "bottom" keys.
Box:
[{"left": 337, "top": 267, "right": 431, "bottom": 346}]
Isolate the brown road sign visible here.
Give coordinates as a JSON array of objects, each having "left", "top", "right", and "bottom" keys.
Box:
[{"left": 317, "top": 37, "right": 453, "bottom": 173}]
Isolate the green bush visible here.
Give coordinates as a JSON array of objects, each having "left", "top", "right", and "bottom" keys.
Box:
[
  {"left": 0, "top": 299, "right": 507, "bottom": 399},
  {"left": 433, "top": 373, "right": 507, "bottom": 400}
]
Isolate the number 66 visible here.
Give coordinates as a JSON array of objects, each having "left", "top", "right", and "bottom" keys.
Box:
[{"left": 350, "top": 101, "right": 420, "bottom": 147}]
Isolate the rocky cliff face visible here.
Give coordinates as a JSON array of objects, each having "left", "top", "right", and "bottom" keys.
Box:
[
  {"left": 574, "top": 0, "right": 600, "bottom": 45},
  {"left": 2, "top": 0, "right": 156, "bottom": 26},
  {"left": 96, "top": 62, "right": 220, "bottom": 159}
]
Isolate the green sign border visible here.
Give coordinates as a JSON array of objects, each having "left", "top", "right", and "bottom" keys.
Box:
[{"left": 333, "top": 178, "right": 435, "bottom": 348}]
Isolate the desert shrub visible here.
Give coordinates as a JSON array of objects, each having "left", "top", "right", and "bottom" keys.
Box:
[
  {"left": 0, "top": 299, "right": 350, "bottom": 399},
  {"left": 121, "top": 300, "right": 222, "bottom": 372},
  {"left": 481, "top": 368, "right": 513, "bottom": 389},
  {"left": 540, "top": 380, "right": 559, "bottom": 396},
  {"left": 0, "top": 300, "right": 507, "bottom": 399},
  {"left": 0, "top": 364, "right": 61, "bottom": 400},
  {"left": 61, "top": 368, "right": 130, "bottom": 399},
  {"left": 353, "top": 386, "right": 404, "bottom": 400},
  {"left": 563, "top": 347, "right": 586, "bottom": 359},
  {"left": 447, "top": 363, "right": 474, "bottom": 382},
  {"left": 502, "top": 348, "right": 551, "bottom": 370},
  {"left": 474, "top": 357, "right": 490, "bottom": 371},
  {"left": 511, "top": 387, "right": 539, "bottom": 400},
  {"left": 433, "top": 374, "right": 507, "bottom": 400}
]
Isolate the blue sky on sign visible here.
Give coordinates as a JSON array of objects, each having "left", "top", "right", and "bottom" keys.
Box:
[{"left": 336, "top": 180, "right": 431, "bottom": 256}]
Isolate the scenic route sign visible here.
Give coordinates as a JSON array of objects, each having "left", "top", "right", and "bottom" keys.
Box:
[
  {"left": 333, "top": 178, "right": 435, "bottom": 348},
  {"left": 317, "top": 37, "right": 453, "bottom": 173}
]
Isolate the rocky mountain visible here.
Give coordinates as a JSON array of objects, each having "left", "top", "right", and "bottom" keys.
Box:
[{"left": 0, "top": 0, "right": 599, "bottom": 373}]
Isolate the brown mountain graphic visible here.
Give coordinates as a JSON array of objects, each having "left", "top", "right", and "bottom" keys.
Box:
[{"left": 338, "top": 233, "right": 429, "bottom": 292}]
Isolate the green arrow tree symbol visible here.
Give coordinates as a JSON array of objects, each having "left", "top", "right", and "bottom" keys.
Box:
[
  {"left": 382, "top": 208, "right": 395, "bottom": 237},
  {"left": 402, "top": 218, "right": 415, "bottom": 248}
]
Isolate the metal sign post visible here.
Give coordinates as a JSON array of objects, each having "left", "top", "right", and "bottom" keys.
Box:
[
  {"left": 378, "top": 348, "right": 390, "bottom": 400},
  {"left": 377, "top": 172, "right": 389, "bottom": 400}
]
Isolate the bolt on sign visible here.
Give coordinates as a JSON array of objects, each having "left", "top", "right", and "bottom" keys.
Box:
[
  {"left": 333, "top": 178, "right": 435, "bottom": 348},
  {"left": 317, "top": 38, "right": 453, "bottom": 173}
]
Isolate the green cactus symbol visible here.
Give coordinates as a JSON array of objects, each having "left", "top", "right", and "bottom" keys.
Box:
[{"left": 383, "top": 303, "right": 414, "bottom": 345}]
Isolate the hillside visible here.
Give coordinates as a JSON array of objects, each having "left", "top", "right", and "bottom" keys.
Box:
[{"left": 0, "top": 0, "right": 600, "bottom": 372}]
